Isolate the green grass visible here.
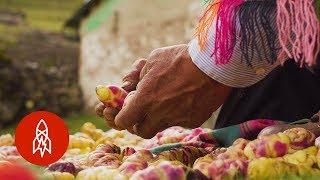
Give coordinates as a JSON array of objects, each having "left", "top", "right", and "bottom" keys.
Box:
[
  {"left": 0, "top": 0, "right": 83, "bottom": 49},
  {"left": 1, "top": 114, "right": 110, "bottom": 135},
  {"left": 64, "top": 113, "right": 109, "bottom": 134},
  {"left": 82, "top": 0, "right": 118, "bottom": 33},
  {"left": 0, "top": 24, "right": 24, "bottom": 50},
  {"left": 0, "top": 0, "right": 83, "bottom": 31}
]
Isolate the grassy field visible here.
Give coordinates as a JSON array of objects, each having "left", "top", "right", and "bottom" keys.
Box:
[
  {"left": 0, "top": 0, "right": 82, "bottom": 50},
  {"left": 0, "top": 0, "right": 83, "bottom": 31},
  {"left": 64, "top": 113, "right": 110, "bottom": 134}
]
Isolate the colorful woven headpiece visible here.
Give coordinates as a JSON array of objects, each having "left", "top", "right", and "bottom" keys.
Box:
[{"left": 196, "top": 0, "right": 320, "bottom": 67}]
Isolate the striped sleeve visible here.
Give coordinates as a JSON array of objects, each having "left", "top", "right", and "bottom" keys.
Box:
[{"left": 188, "top": 20, "right": 279, "bottom": 88}]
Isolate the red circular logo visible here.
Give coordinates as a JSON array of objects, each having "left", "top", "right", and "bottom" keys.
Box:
[{"left": 15, "top": 111, "right": 69, "bottom": 166}]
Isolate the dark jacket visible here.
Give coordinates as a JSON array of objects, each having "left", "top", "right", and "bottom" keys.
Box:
[{"left": 215, "top": 60, "right": 320, "bottom": 128}]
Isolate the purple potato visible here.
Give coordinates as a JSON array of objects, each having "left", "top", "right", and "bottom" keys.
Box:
[{"left": 48, "top": 162, "right": 76, "bottom": 175}]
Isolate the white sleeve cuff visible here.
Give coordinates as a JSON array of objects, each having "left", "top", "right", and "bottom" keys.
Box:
[{"left": 188, "top": 37, "right": 279, "bottom": 88}]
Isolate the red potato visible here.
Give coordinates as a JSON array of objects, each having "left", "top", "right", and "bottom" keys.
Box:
[{"left": 95, "top": 85, "right": 128, "bottom": 109}]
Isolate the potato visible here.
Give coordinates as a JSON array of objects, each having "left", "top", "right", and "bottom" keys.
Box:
[{"left": 258, "top": 122, "right": 320, "bottom": 138}]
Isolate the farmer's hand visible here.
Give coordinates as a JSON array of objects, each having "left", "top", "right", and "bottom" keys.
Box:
[
  {"left": 96, "top": 44, "right": 231, "bottom": 138},
  {"left": 95, "top": 59, "right": 146, "bottom": 130}
]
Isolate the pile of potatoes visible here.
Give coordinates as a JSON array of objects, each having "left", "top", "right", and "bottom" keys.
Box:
[{"left": 1, "top": 122, "right": 320, "bottom": 180}]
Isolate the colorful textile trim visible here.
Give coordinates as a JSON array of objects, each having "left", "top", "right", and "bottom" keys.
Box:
[{"left": 196, "top": 0, "right": 320, "bottom": 67}]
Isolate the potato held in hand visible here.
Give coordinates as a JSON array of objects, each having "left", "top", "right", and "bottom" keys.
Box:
[{"left": 95, "top": 85, "right": 128, "bottom": 109}]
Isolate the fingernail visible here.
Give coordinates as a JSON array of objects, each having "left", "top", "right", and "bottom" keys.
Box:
[
  {"left": 133, "top": 123, "right": 139, "bottom": 134},
  {"left": 122, "top": 81, "right": 132, "bottom": 88}
]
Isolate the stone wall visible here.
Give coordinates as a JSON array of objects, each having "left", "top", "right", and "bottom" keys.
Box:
[{"left": 80, "top": 0, "right": 201, "bottom": 108}]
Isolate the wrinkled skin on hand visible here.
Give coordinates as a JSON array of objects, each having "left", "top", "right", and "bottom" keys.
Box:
[{"left": 96, "top": 44, "right": 231, "bottom": 138}]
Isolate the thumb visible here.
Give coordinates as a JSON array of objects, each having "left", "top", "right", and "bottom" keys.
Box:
[{"left": 114, "top": 90, "right": 148, "bottom": 130}]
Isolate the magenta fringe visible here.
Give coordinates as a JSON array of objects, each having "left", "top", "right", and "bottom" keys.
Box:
[
  {"left": 276, "top": 0, "right": 320, "bottom": 67},
  {"left": 202, "top": 0, "right": 320, "bottom": 67},
  {"left": 213, "top": 0, "right": 244, "bottom": 65}
]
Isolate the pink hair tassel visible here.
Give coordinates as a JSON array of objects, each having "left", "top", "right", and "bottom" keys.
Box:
[
  {"left": 276, "top": 0, "right": 320, "bottom": 67},
  {"left": 214, "top": 0, "right": 245, "bottom": 65}
]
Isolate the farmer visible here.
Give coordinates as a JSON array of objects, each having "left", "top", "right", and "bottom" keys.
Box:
[{"left": 96, "top": 1, "right": 320, "bottom": 138}]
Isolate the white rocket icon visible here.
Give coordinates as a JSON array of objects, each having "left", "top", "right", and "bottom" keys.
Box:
[{"left": 32, "top": 119, "right": 52, "bottom": 157}]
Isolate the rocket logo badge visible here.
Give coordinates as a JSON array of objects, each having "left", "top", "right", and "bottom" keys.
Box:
[
  {"left": 32, "top": 119, "right": 52, "bottom": 157},
  {"left": 15, "top": 111, "right": 69, "bottom": 166}
]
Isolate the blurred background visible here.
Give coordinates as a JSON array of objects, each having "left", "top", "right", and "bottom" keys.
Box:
[{"left": 0, "top": 0, "right": 207, "bottom": 134}]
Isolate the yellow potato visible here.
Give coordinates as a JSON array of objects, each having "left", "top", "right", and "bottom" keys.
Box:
[
  {"left": 0, "top": 134, "right": 14, "bottom": 146},
  {"left": 42, "top": 172, "right": 75, "bottom": 180}
]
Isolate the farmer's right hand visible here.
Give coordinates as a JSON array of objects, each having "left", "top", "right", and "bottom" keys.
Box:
[
  {"left": 96, "top": 45, "right": 231, "bottom": 138},
  {"left": 95, "top": 59, "right": 146, "bottom": 132}
]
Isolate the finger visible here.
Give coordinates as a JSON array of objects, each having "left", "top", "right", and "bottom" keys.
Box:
[
  {"left": 126, "top": 126, "right": 135, "bottom": 134},
  {"left": 139, "top": 61, "right": 152, "bottom": 80},
  {"left": 132, "top": 122, "right": 164, "bottom": 139},
  {"left": 95, "top": 103, "right": 105, "bottom": 117},
  {"left": 132, "top": 116, "right": 174, "bottom": 139},
  {"left": 103, "top": 107, "right": 122, "bottom": 130},
  {"left": 114, "top": 90, "right": 148, "bottom": 130},
  {"left": 103, "top": 107, "right": 119, "bottom": 123},
  {"left": 122, "top": 59, "right": 147, "bottom": 91}
]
